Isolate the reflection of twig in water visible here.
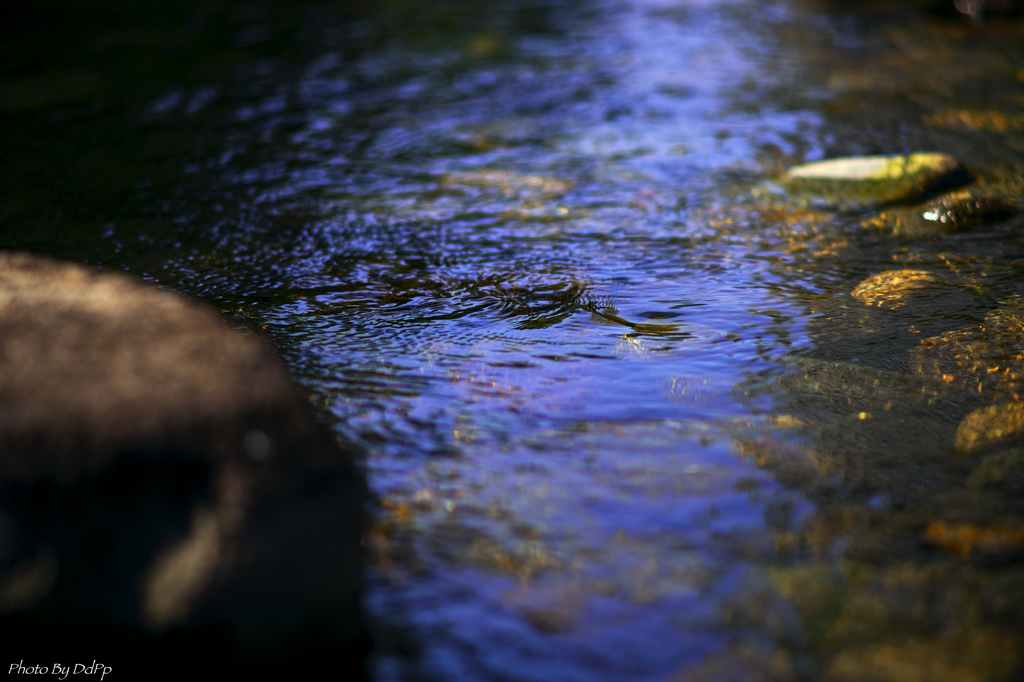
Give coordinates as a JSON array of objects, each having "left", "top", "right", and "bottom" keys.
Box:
[
  {"left": 591, "top": 310, "right": 684, "bottom": 336},
  {"left": 576, "top": 293, "right": 689, "bottom": 336}
]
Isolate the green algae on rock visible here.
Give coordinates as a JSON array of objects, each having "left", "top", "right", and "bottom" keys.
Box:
[{"left": 780, "top": 153, "right": 968, "bottom": 209}]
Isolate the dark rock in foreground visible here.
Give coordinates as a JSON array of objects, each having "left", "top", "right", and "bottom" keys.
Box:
[{"left": 0, "top": 252, "right": 368, "bottom": 677}]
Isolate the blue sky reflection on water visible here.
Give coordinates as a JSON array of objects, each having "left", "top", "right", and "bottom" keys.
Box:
[{"left": 236, "top": 0, "right": 824, "bottom": 679}]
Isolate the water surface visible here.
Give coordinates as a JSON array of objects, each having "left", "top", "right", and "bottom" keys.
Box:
[{"left": 4, "top": 0, "right": 1024, "bottom": 679}]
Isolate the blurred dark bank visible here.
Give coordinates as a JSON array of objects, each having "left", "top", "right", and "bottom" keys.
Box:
[{"left": 3, "top": 0, "right": 1024, "bottom": 680}]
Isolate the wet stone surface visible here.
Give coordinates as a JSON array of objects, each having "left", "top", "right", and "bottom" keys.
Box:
[
  {"left": 779, "top": 152, "right": 968, "bottom": 210},
  {"left": 864, "top": 191, "right": 1020, "bottom": 237}
]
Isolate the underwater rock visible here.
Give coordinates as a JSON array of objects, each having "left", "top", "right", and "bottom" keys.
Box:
[
  {"left": 670, "top": 640, "right": 793, "bottom": 682},
  {"left": 863, "top": 191, "right": 1018, "bottom": 237},
  {"left": 851, "top": 270, "right": 942, "bottom": 307},
  {"left": 910, "top": 304, "right": 1024, "bottom": 401},
  {"left": 0, "top": 252, "right": 368, "bottom": 676},
  {"left": 955, "top": 402, "right": 1024, "bottom": 455},
  {"left": 440, "top": 169, "right": 573, "bottom": 197},
  {"left": 849, "top": 268, "right": 979, "bottom": 319},
  {"left": 924, "top": 108, "right": 1024, "bottom": 134},
  {"left": 925, "top": 520, "right": 1024, "bottom": 558},
  {"left": 967, "top": 448, "right": 1024, "bottom": 489},
  {"left": 503, "top": 584, "right": 588, "bottom": 634},
  {"left": 780, "top": 153, "right": 967, "bottom": 209},
  {"left": 827, "top": 628, "right": 1021, "bottom": 682}
]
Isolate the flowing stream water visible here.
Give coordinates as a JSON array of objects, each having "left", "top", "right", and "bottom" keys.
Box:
[{"left": 4, "top": 0, "right": 1024, "bottom": 679}]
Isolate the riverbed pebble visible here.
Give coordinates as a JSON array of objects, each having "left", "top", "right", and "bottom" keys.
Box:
[
  {"left": 441, "top": 169, "right": 573, "bottom": 196},
  {"left": 967, "top": 448, "right": 1024, "bottom": 489},
  {"left": 851, "top": 269, "right": 942, "bottom": 307},
  {"left": 910, "top": 305, "right": 1024, "bottom": 400},
  {"left": 955, "top": 402, "right": 1024, "bottom": 454},
  {"left": 925, "top": 520, "right": 1024, "bottom": 557}
]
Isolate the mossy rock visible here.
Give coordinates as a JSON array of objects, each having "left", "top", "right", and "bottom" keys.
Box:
[{"left": 780, "top": 153, "right": 968, "bottom": 209}]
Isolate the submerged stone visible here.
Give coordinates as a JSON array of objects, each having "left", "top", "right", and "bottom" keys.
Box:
[
  {"left": 851, "top": 269, "right": 942, "bottom": 307},
  {"left": 440, "top": 169, "right": 573, "bottom": 196},
  {"left": 780, "top": 153, "right": 967, "bottom": 209},
  {"left": 910, "top": 304, "right": 1024, "bottom": 401},
  {"left": 0, "top": 252, "right": 367, "bottom": 676},
  {"left": 925, "top": 520, "right": 1024, "bottom": 558},
  {"left": 955, "top": 402, "right": 1024, "bottom": 455},
  {"left": 967, "top": 448, "right": 1024, "bottom": 489},
  {"left": 863, "top": 191, "right": 1019, "bottom": 237},
  {"left": 827, "top": 628, "right": 1021, "bottom": 682}
]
